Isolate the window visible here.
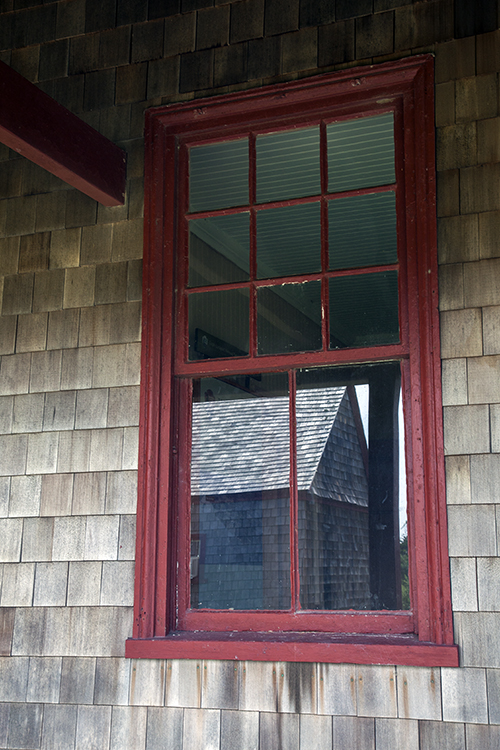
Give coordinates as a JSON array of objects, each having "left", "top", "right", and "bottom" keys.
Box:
[{"left": 127, "top": 56, "right": 458, "bottom": 666}]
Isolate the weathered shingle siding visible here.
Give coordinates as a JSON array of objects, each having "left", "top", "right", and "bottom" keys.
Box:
[
  {"left": 1, "top": 0, "right": 500, "bottom": 747},
  {"left": 436, "top": 30, "right": 500, "bottom": 700}
]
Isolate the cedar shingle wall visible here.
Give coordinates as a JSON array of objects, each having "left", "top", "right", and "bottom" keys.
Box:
[
  {"left": 1, "top": 1, "right": 500, "bottom": 748},
  {"left": 437, "top": 35, "right": 500, "bottom": 695}
]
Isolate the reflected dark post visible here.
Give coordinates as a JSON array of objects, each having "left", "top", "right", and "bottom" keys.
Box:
[{"left": 368, "top": 365, "right": 401, "bottom": 609}]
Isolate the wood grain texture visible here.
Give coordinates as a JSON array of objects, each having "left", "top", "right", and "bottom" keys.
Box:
[{"left": 0, "top": 61, "right": 126, "bottom": 206}]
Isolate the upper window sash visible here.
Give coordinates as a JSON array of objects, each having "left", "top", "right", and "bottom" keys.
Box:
[{"left": 176, "top": 108, "right": 406, "bottom": 370}]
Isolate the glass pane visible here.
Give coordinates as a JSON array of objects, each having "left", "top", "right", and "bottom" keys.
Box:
[
  {"left": 188, "top": 213, "right": 250, "bottom": 287},
  {"left": 190, "top": 373, "right": 291, "bottom": 610},
  {"left": 327, "top": 113, "right": 395, "bottom": 193},
  {"left": 328, "top": 192, "right": 397, "bottom": 270},
  {"left": 296, "top": 362, "right": 408, "bottom": 610},
  {"left": 256, "top": 126, "right": 320, "bottom": 203},
  {"left": 188, "top": 288, "right": 249, "bottom": 360},
  {"left": 329, "top": 271, "right": 399, "bottom": 349},
  {"left": 256, "top": 202, "right": 321, "bottom": 279},
  {"left": 189, "top": 139, "right": 249, "bottom": 212},
  {"left": 257, "top": 281, "right": 322, "bottom": 355}
]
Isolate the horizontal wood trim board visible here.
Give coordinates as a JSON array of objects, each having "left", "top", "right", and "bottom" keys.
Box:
[
  {"left": 0, "top": 61, "right": 126, "bottom": 206},
  {"left": 126, "top": 637, "right": 459, "bottom": 667}
]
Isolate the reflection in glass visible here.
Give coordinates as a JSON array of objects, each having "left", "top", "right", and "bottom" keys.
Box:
[
  {"left": 188, "top": 288, "right": 249, "bottom": 360},
  {"left": 296, "top": 363, "right": 407, "bottom": 610},
  {"left": 188, "top": 213, "right": 250, "bottom": 287},
  {"left": 329, "top": 271, "right": 399, "bottom": 349},
  {"left": 256, "top": 202, "right": 321, "bottom": 279},
  {"left": 257, "top": 281, "right": 322, "bottom": 355},
  {"left": 327, "top": 113, "right": 395, "bottom": 193},
  {"left": 329, "top": 192, "right": 397, "bottom": 270},
  {"left": 189, "top": 139, "right": 249, "bottom": 212},
  {"left": 256, "top": 127, "right": 320, "bottom": 203},
  {"left": 190, "top": 373, "right": 291, "bottom": 610}
]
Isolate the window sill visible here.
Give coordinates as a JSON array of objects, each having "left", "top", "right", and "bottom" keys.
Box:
[{"left": 126, "top": 632, "right": 459, "bottom": 666}]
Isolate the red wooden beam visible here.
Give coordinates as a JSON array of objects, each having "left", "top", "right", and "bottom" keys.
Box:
[{"left": 0, "top": 61, "right": 126, "bottom": 206}]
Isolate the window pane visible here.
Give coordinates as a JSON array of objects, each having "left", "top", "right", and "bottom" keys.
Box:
[
  {"left": 296, "top": 363, "right": 408, "bottom": 610},
  {"left": 256, "top": 202, "right": 321, "bottom": 279},
  {"left": 190, "top": 373, "right": 291, "bottom": 610},
  {"left": 328, "top": 192, "right": 397, "bottom": 270},
  {"left": 329, "top": 271, "right": 399, "bottom": 349},
  {"left": 327, "top": 113, "right": 395, "bottom": 193},
  {"left": 256, "top": 127, "right": 320, "bottom": 203},
  {"left": 189, "top": 139, "right": 249, "bottom": 212},
  {"left": 188, "top": 213, "right": 250, "bottom": 287},
  {"left": 188, "top": 288, "right": 249, "bottom": 360},
  {"left": 257, "top": 281, "right": 322, "bottom": 355}
]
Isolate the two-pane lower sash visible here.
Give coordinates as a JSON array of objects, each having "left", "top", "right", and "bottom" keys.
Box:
[{"left": 180, "top": 360, "right": 409, "bottom": 631}]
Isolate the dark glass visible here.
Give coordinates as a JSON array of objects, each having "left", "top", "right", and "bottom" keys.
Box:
[
  {"left": 257, "top": 281, "right": 322, "bottom": 355},
  {"left": 190, "top": 373, "right": 291, "bottom": 610},
  {"left": 327, "top": 113, "right": 395, "bottom": 193},
  {"left": 256, "top": 126, "right": 320, "bottom": 203},
  {"left": 189, "top": 138, "right": 249, "bottom": 212},
  {"left": 328, "top": 192, "right": 397, "bottom": 270},
  {"left": 329, "top": 271, "right": 399, "bottom": 349},
  {"left": 188, "top": 288, "right": 249, "bottom": 360},
  {"left": 296, "top": 363, "right": 408, "bottom": 610},
  {"left": 188, "top": 213, "right": 250, "bottom": 287},
  {"left": 256, "top": 202, "right": 321, "bottom": 279}
]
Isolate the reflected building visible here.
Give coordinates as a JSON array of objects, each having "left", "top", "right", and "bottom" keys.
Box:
[{"left": 190, "top": 386, "right": 372, "bottom": 612}]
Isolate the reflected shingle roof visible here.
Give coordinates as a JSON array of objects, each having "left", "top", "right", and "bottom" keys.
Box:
[{"left": 191, "top": 387, "right": 368, "bottom": 507}]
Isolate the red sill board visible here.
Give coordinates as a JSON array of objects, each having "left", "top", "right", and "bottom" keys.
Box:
[{"left": 126, "top": 635, "right": 459, "bottom": 666}]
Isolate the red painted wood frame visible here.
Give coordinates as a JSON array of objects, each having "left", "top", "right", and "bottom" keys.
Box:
[
  {"left": 127, "top": 55, "right": 459, "bottom": 666},
  {"left": 0, "top": 61, "right": 126, "bottom": 206}
]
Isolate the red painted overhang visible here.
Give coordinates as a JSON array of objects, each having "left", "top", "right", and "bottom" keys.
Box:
[{"left": 0, "top": 61, "right": 126, "bottom": 206}]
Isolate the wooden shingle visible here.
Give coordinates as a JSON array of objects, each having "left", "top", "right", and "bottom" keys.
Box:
[
  {"left": 221, "top": 709, "right": 259, "bottom": 750},
  {"left": 441, "top": 667, "right": 488, "bottom": 723},
  {"left": 40, "top": 704, "right": 78, "bottom": 750},
  {"left": 165, "top": 659, "right": 202, "bottom": 708},
  {"left": 26, "top": 655, "right": 63, "bottom": 703},
  {"left": 67, "top": 561, "right": 102, "bottom": 606},
  {"left": 145, "top": 707, "right": 184, "bottom": 750},
  {"left": 450, "top": 557, "right": 478, "bottom": 611},
  {"left": 129, "top": 658, "right": 166, "bottom": 706},
  {"left": 419, "top": 720, "right": 465, "bottom": 750},
  {"left": 60, "top": 656, "right": 96, "bottom": 704},
  {"left": 110, "top": 706, "right": 148, "bottom": 750},
  {"left": 197, "top": 5, "right": 230, "bottom": 50},
  {"left": 75, "top": 705, "right": 112, "bottom": 750},
  {"left": 94, "top": 656, "right": 131, "bottom": 705},
  {"left": 331, "top": 716, "right": 374, "bottom": 750},
  {"left": 39, "top": 39, "right": 69, "bottom": 81},
  {"left": 356, "top": 11, "right": 394, "bottom": 59}
]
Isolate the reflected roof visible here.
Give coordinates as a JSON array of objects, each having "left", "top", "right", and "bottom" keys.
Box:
[{"left": 191, "top": 387, "right": 368, "bottom": 507}]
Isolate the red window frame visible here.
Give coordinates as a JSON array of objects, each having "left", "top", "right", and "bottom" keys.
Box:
[{"left": 126, "top": 55, "right": 458, "bottom": 666}]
